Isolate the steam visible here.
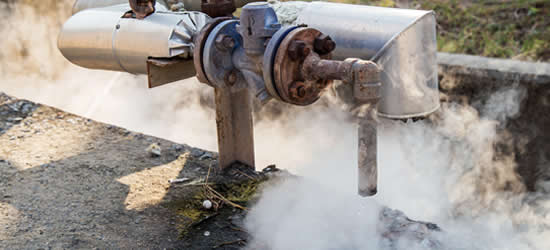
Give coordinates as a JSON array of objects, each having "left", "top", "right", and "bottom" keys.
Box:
[
  {"left": 246, "top": 89, "right": 550, "bottom": 250},
  {"left": 1, "top": 1, "right": 550, "bottom": 250}
]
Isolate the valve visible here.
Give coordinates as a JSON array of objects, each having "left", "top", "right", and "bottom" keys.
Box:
[
  {"left": 194, "top": 3, "right": 381, "bottom": 197},
  {"left": 58, "top": 1, "right": 441, "bottom": 197}
]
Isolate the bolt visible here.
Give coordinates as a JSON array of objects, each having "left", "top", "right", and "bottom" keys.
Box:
[
  {"left": 297, "top": 86, "right": 306, "bottom": 98},
  {"left": 289, "top": 81, "right": 306, "bottom": 100},
  {"left": 314, "top": 34, "right": 336, "bottom": 55},
  {"left": 224, "top": 70, "right": 238, "bottom": 86},
  {"left": 288, "top": 40, "right": 311, "bottom": 61},
  {"left": 215, "top": 34, "right": 235, "bottom": 50}
]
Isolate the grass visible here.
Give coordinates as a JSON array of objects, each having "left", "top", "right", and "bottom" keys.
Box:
[{"left": 282, "top": 0, "right": 550, "bottom": 62}]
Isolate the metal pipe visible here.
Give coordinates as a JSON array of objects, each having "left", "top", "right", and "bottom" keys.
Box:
[
  {"left": 357, "top": 106, "right": 378, "bottom": 196},
  {"left": 58, "top": 5, "right": 210, "bottom": 74},
  {"left": 293, "top": 2, "right": 440, "bottom": 119}
]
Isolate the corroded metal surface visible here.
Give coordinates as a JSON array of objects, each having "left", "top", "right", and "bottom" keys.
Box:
[
  {"left": 272, "top": 27, "right": 332, "bottom": 105},
  {"left": 297, "top": 1, "right": 439, "bottom": 119},
  {"left": 353, "top": 63, "right": 381, "bottom": 197},
  {"left": 214, "top": 87, "right": 255, "bottom": 169},
  {"left": 357, "top": 106, "right": 378, "bottom": 197}
]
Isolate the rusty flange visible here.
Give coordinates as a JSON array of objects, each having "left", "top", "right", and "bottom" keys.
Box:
[
  {"left": 194, "top": 17, "right": 233, "bottom": 85},
  {"left": 273, "top": 27, "right": 333, "bottom": 106}
]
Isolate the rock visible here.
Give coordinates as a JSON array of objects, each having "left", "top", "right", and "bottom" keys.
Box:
[
  {"left": 146, "top": 143, "right": 162, "bottom": 157},
  {"left": 171, "top": 144, "right": 184, "bottom": 152},
  {"left": 378, "top": 207, "right": 442, "bottom": 249},
  {"left": 191, "top": 148, "right": 205, "bottom": 158},
  {"left": 199, "top": 152, "right": 213, "bottom": 160}
]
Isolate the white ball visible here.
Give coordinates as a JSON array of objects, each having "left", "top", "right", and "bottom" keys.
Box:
[{"left": 202, "top": 200, "right": 213, "bottom": 209}]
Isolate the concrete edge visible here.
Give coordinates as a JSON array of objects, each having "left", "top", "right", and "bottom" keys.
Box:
[{"left": 437, "top": 52, "right": 550, "bottom": 85}]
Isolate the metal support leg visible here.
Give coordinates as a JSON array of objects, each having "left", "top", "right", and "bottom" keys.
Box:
[{"left": 214, "top": 87, "right": 255, "bottom": 169}]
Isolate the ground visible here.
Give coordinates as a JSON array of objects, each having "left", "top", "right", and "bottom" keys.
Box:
[
  {"left": 0, "top": 93, "right": 443, "bottom": 249},
  {"left": 0, "top": 92, "right": 257, "bottom": 249}
]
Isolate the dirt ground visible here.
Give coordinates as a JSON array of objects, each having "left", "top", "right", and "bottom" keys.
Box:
[
  {"left": 0, "top": 92, "right": 251, "bottom": 249},
  {"left": 0, "top": 93, "right": 444, "bottom": 249}
]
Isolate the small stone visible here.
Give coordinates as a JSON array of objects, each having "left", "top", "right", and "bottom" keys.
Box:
[
  {"left": 191, "top": 148, "right": 205, "bottom": 158},
  {"left": 200, "top": 152, "right": 213, "bottom": 160},
  {"left": 146, "top": 143, "right": 162, "bottom": 157},
  {"left": 202, "top": 200, "right": 212, "bottom": 210},
  {"left": 203, "top": 231, "right": 210, "bottom": 237},
  {"left": 172, "top": 144, "right": 184, "bottom": 152}
]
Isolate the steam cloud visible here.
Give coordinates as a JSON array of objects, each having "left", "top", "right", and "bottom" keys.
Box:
[{"left": 1, "top": 1, "right": 549, "bottom": 250}]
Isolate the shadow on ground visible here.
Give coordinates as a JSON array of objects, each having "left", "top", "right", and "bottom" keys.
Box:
[{"left": 0, "top": 93, "right": 249, "bottom": 249}]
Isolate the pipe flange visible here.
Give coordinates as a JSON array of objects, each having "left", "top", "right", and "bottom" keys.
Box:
[
  {"left": 194, "top": 17, "right": 233, "bottom": 85},
  {"left": 273, "top": 27, "right": 332, "bottom": 106},
  {"left": 262, "top": 25, "right": 299, "bottom": 101},
  {"left": 203, "top": 19, "right": 244, "bottom": 88}
]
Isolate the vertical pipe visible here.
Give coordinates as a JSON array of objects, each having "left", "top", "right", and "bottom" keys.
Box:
[
  {"left": 214, "top": 87, "right": 256, "bottom": 169},
  {"left": 358, "top": 107, "right": 378, "bottom": 196}
]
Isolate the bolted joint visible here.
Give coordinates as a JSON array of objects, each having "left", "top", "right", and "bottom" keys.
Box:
[
  {"left": 215, "top": 34, "right": 236, "bottom": 51},
  {"left": 314, "top": 34, "right": 336, "bottom": 55},
  {"left": 288, "top": 81, "right": 307, "bottom": 101},
  {"left": 287, "top": 40, "right": 311, "bottom": 61}
]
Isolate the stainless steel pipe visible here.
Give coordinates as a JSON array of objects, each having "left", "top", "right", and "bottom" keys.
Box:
[
  {"left": 295, "top": 2, "right": 440, "bottom": 119},
  {"left": 58, "top": 5, "right": 210, "bottom": 75}
]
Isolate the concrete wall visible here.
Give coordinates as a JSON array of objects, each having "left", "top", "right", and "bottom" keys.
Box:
[{"left": 438, "top": 53, "right": 550, "bottom": 191}]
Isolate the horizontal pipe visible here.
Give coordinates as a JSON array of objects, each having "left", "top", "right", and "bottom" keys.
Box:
[
  {"left": 58, "top": 5, "right": 210, "bottom": 74},
  {"left": 276, "top": 1, "right": 441, "bottom": 119}
]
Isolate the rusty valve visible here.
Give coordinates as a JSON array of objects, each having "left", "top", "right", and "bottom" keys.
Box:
[
  {"left": 268, "top": 26, "right": 382, "bottom": 196},
  {"left": 193, "top": 4, "right": 382, "bottom": 197}
]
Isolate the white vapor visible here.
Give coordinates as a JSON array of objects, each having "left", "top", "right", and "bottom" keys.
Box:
[{"left": 1, "top": 1, "right": 549, "bottom": 250}]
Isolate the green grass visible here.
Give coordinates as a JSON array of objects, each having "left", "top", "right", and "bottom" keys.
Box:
[
  {"left": 283, "top": 0, "right": 550, "bottom": 62},
  {"left": 420, "top": 0, "right": 550, "bottom": 61}
]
